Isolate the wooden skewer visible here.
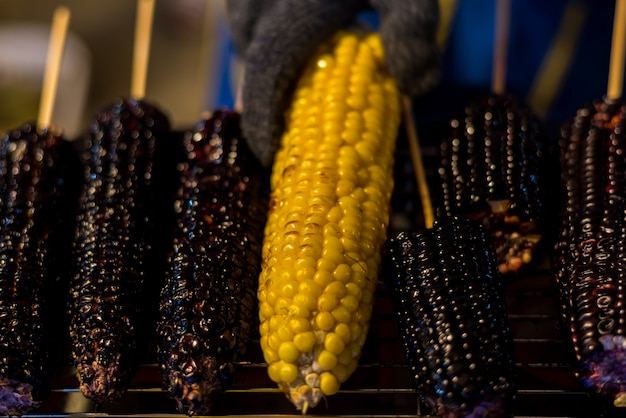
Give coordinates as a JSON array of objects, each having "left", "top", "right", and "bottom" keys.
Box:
[
  {"left": 403, "top": 96, "right": 434, "bottom": 229},
  {"left": 491, "top": 0, "right": 511, "bottom": 95},
  {"left": 131, "top": 0, "right": 156, "bottom": 100},
  {"left": 608, "top": 0, "right": 626, "bottom": 99},
  {"left": 37, "top": 6, "right": 71, "bottom": 132}
]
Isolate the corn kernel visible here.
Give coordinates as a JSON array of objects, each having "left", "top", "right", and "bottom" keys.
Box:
[
  {"left": 335, "top": 323, "right": 351, "bottom": 343},
  {"left": 317, "top": 350, "right": 338, "bottom": 370},
  {"left": 279, "top": 342, "right": 300, "bottom": 363},
  {"left": 324, "top": 332, "right": 346, "bottom": 356},
  {"left": 280, "top": 362, "right": 299, "bottom": 383},
  {"left": 333, "top": 263, "right": 352, "bottom": 283},
  {"left": 315, "top": 311, "right": 335, "bottom": 331},
  {"left": 294, "top": 331, "right": 316, "bottom": 353},
  {"left": 289, "top": 317, "right": 311, "bottom": 334},
  {"left": 320, "top": 372, "right": 339, "bottom": 395},
  {"left": 317, "top": 293, "right": 339, "bottom": 312},
  {"left": 259, "top": 29, "right": 401, "bottom": 409}
]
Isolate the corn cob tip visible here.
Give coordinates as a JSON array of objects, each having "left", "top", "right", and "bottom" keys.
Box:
[
  {"left": 579, "top": 335, "right": 626, "bottom": 405},
  {"left": 76, "top": 363, "right": 126, "bottom": 404},
  {"left": 0, "top": 378, "right": 40, "bottom": 416},
  {"left": 164, "top": 354, "right": 223, "bottom": 416}
]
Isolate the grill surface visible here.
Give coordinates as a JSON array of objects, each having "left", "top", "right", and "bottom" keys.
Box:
[{"left": 24, "top": 127, "right": 626, "bottom": 417}]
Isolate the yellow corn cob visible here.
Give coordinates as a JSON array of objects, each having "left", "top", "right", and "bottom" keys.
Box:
[{"left": 258, "top": 30, "right": 402, "bottom": 412}]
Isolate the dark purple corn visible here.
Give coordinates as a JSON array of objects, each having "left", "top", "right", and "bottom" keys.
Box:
[
  {"left": 384, "top": 216, "right": 516, "bottom": 418},
  {"left": 157, "top": 110, "right": 269, "bottom": 416},
  {"left": 554, "top": 97, "right": 626, "bottom": 407},
  {"left": 440, "top": 94, "right": 546, "bottom": 276},
  {"left": 0, "top": 123, "right": 79, "bottom": 415},
  {"left": 69, "top": 98, "right": 175, "bottom": 404}
]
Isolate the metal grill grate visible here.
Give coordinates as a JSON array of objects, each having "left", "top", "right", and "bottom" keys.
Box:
[{"left": 24, "top": 132, "right": 625, "bottom": 417}]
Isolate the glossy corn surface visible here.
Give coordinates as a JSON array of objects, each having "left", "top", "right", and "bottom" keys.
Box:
[
  {"left": 258, "top": 30, "right": 402, "bottom": 411},
  {"left": 157, "top": 110, "right": 269, "bottom": 416},
  {"left": 69, "top": 98, "right": 173, "bottom": 404},
  {"left": 440, "top": 94, "right": 546, "bottom": 275},
  {"left": 0, "top": 123, "right": 78, "bottom": 415},
  {"left": 555, "top": 97, "right": 626, "bottom": 406},
  {"left": 384, "top": 217, "right": 516, "bottom": 418}
]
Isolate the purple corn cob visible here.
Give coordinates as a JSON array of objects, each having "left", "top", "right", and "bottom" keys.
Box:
[
  {"left": 157, "top": 110, "right": 269, "bottom": 415},
  {"left": 69, "top": 98, "right": 175, "bottom": 404},
  {"left": 384, "top": 216, "right": 516, "bottom": 418},
  {"left": 440, "top": 94, "right": 546, "bottom": 275},
  {"left": 0, "top": 123, "right": 79, "bottom": 415},
  {"left": 554, "top": 97, "right": 626, "bottom": 407}
]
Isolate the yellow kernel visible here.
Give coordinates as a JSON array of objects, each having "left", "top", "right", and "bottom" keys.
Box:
[
  {"left": 278, "top": 342, "right": 300, "bottom": 363},
  {"left": 289, "top": 317, "right": 311, "bottom": 334},
  {"left": 335, "top": 323, "right": 351, "bottom": 343},
  {"left": 268, "top": 333, "right": 282, "bottom": 351},
  {"left": 324, "top": 332, "right": 346, "bottom": 356},
  {"left": 339, "top": 216, "right": 361, "bottom": 240},
  {"left": 317, "top": 256, "right": 337, "bottom": 272},
  {"left": 259, "top": 321, "right": 269, "bottom": 337},
  {"left": 345, "top": 282, "right": 363, "bottom": 299},
  {"left": 277, "top": 325, "right": 294, "bottom": 342},
  {"left": 340, "top": 236, "right": 359, "bottom": 253},
  {"left": 267, "top": 362, "right": 282, "bottom": 383},
  {"left": 346, "top": 93, "right": 367, "bottom": 110},
  {"left": 320, "top": 372, "right": 339, "bottom": 395},
  {"left": 280, "top": 282, "right": 297, "bottom": 298},
  {"left": 333, "top": 264, "right": 352, "bottom": 283},
  {"left": 321, "top": 247, "right": 345, "bottom": 266},
  {"left": 274, "top": 297, "right": 291, "bottom": 315},
  {"left": 293, "top": 331, "right": 316, "bottom": 353},
  {"left": 326, "top": 206, "right": 343, "bottom": 223},
  {"left": 354, "top": 141, "right": 375, "bottom": 165},
  {"left": 259, "top": 302, "right": 274, "bottom": 320},
  {"left": 296, "top": 266, "right": 316, "bottom": 281},
  {"left": 269, "top": 315, "right": 287, "bottom": 331},
  {"left": 280, "top": 362, "right": 299, "bottom": 383},
  {"left": 263, "top": 347, "right": 280, "bottom": 364},
  {"left": 325, "top": 281, "right": 347, "bottom": 298},
  {"left": 323, "top": 226, "right": 341, "bottom": 244},
  {"left": 336, "top": 179, "right": 355, "bottom": 197},
  {"left": 351, "top": 266, "right": 367, "bottom": 288},
  {"left": 313, "top": 269, "right": 334, "bottom": 288},
  {"left": 332, "top": 305, "right": 352, "bottom": 324},
  {"left": 288, "top": 303, "right": 310, "bottom": 319},
  {"left": 317, "top": 350, "right": 338, "bottom": 370},
  {"left": 295, "top": 256, "right": 317, "bottom": 270},
  {"left": 341, "top": 294, "right": 360, "bottom": 313},
  {"left": 315, "top": 311, "right": 335, "bottom": 331},
  {"left": 298, "top": 279, "right": 323, "bottom": 298},
  {"left": 318, "top": 293, "right": 339, "bottom": 312},
  {"left": 293, "top": 293, "right": 317, "bottom": 311}
]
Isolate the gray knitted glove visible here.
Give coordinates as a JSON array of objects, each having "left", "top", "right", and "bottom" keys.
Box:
[{"left": 225, "top": 0, "right": 440, "bottom": 168}]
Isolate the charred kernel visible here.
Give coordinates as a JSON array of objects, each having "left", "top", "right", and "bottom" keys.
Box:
[
  {"left": 71, "top": 99, "right": 173, "bottom": 405},
  {"left": 157, "top": 111, "right": 269, "bottom": 416},
  {"left": 0, "top": 123, "right": 79, "bottom": 415}
]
